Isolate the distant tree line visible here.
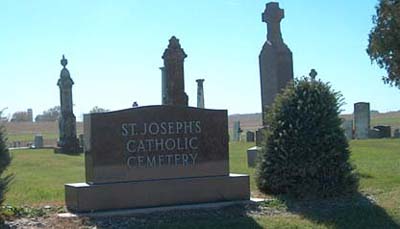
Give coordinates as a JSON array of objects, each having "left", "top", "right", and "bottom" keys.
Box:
[{"left": 35, "top": 106, "right": 60, "bottom": 122}]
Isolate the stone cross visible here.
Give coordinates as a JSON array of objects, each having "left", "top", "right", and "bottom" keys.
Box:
[
  {"left": 196, "top": 79, "right": 205, "bottom": 108},
  {"left": 309, "top": 69, "right": 318, "bottom": 80},
  {"left": 162, "top": 36, "right": 189, "bottom": 106},
  {"left": 262, "top": 2, "right": 284, "bottom": 44}
]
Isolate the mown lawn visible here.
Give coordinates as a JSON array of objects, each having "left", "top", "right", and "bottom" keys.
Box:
[{"left": 2, "top": 139, "right": 400, "bottom": 228}]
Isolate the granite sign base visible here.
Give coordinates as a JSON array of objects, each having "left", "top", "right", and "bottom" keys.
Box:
[{"left": 65, "top": 174, "right": 250, "bottom": 213}]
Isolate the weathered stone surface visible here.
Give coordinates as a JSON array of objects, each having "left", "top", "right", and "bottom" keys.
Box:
[
  {"left": 394, "top": 129, "right": 400, "bottom": 138},
  {"left": 354, "top": 102, "right": 370, "bottom": 139},
  {"left": 259, "top": 2, "right": 293, "bottom": 126},
  {"left": 247, "top": 146, "right": 260, "bottom": 167},
  {"left": 162, "top": 36, "right": 189, "bottom": 106},
  {"left": 246, "top": 131, "right": 255, "bottom": 142},
  {"left": 84, "top": 106, "right": 229, "bottom": 184},
  {"left": 373, "top": 125, "right": 391, "bottom": 138},
  {"left": 196, "top": 79, "right": 205, "bottom": 108},
  {"left": 65, "top": 174, "right": 249, "bottom": 213},
  {"left": 57, "top": 55, "right": 80, "bottom": 153}
]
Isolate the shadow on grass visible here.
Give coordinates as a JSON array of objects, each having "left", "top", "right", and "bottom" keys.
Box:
[
  {"left": 85, "top": 205, "right": 263, "bottom": 229},
  {"left": 279, "top": 192, "right": 399, "bottom": 229}
]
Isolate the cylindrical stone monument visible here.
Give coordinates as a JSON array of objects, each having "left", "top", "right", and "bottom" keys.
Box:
[{"left": 354, "top": 102, "right": 370, "bottom": 139}]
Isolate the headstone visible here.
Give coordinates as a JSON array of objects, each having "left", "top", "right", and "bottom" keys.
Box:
[
  {"left": 27, "top": 108, "right": 33, "bottom": 122},
  {"left": 65, "top": 106, "right": 250, "bottom": 212},
  {"left": 341, "top": 119, "right": 353, "bottom": 140},
  {"left": 160, "top": 67, "right": 167, "bottom": 105},
  {"left": 57, "top": 55, "right": 80, "bottom": 153},
  {"left": 79, "top": 134, "right": 84, "bottom": 148},
  {"left": 247, "top": 146, "right": 261, "bottom": 167},
  {"left": 373, "top": 125, "right": 391, "bottom": 138},
  {"left": 196, "top": 79, "right": 205, "bottom": 108},
  {"left": 232, "top": 121, "right": 241, "bottom": 142},
  {"left": 368, "top": 128, "right": 381, "bottom": 139},
  {"left": 394, "top": 129, "right": 400, "bottom": 138},
  {"left": 354, "top": 102, "right": 370, "bottom": 139},
  {"left": 162, "top": 36, "right": 189, "bottom": 106},
  {"left": 34, "top": 135, "right": 43, "bottom": 148},
  {"left": 246, "top": 131, "right": 255, "bottom": 142},
  {"left": 259, "top": 2, "right": 293, "bottom": 126}
]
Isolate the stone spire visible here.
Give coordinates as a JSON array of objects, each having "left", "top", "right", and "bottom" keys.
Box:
[
  {"left": 196, "top": 79, "right": 205, "bottom": 108},
  {"left": 57, "top": 55, "right": 80, "bottom": 154},
  {"left": 162, "top": 36, "right": 189, "bottom": 106},
  {"left": 259, "top": 2, "right": 293, "bottom": 126}
]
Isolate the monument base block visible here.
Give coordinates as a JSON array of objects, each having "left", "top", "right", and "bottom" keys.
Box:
[{"left": 65, "top": 174, "right": 250, "bottom": 213}]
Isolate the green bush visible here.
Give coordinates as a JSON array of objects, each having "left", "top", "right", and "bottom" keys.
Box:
[
  {"left": 256, "top": 77, "right": 358, "bottom": 199},
  {"left": 0, "top": 124, "right": 12, "bottom": 224}
]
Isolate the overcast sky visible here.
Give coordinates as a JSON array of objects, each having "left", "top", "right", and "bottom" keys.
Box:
[{"left": 1, "top": 0, "right": 399, "bottom": 120}]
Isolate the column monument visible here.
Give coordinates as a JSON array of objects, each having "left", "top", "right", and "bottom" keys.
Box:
[
  {"left": 57, "top": 55, "right": 80, "bottom": 153},
  {"left": 196, "top": 79, "right": 205, "bottom": 108}
]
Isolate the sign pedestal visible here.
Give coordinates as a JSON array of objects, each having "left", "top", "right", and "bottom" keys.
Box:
[{"left": 66, "top": 174, "right": 249, "bottom": 212}]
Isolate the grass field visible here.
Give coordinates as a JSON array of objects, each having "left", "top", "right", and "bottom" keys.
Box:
[{"left": 2, "top": 139, "right": 400, "bottom": 228}]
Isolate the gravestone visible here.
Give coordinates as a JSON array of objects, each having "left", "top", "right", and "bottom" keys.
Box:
[
  {"left": 162, "top": 36, "right": 189, "bottom": 106},
  {"left": 232, "top": 121, "right": 241, "bottom": 142},
  {"left": 354, "top": 102, "right": 370, "bottom": 139},
  {"left": 341, "top": 119, "right": 353, "bottom": 140},
  {"left": 34, "top": 135, "right": 43, "bottom": 148},
  {"left": 394, "top": 129, "right": 400, "bottom": 138},
  {"left": 196, "top": 79, "right": 205, "bottom": 108},
  {"left": 246, "top": 131, "right": 255, "bottom": 142},
  {"left": 368, "top": 128, "right": 381, "bottom": 139},
  {"left": 259, "top": 2, "right": 293, "bottom": 126},
  {"left": 373, "top": 125, "right": 391, "bottom": 138},
  {"left": 247, "top": 146, "right": 260, "bottom": 167},
  {"left": 57, "top": 55, "right": 80, "bottom": 153},
  {"left": 79, "top": 134, "right": 84, "bottom": 148},
  {"left": 27, "top": 109, "right": 33, "bottom": 122}
]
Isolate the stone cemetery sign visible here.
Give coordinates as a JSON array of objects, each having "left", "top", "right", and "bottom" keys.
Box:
[
  {"left": 65, "top": 36, "right": 249, "bottom": 212},
  {"left": 84, "top": 106, "right": 229, "bottom": 183}
]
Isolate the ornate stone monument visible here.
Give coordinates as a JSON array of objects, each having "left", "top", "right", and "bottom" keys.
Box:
[
  {"left": 162, "top": 36, "right": 189, "bottom": 106},
  {"left": 259, "top": 2, "right": 293, "bottom": 125},
  {"left": 196, "top": 79, "right": 205, "bottom": 108},
  {"left": 57, "top": 55, "right": 80, "bottom": 153}
]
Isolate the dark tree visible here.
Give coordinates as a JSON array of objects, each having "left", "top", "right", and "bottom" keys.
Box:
[
  {"left": 89, "top": 106, "right": 110, "bottom": 114},
  {"left": 256, "top": 76, "right": 358, "bottom": 199},
  {"left": 367, "top": 0, "right": 400, "bottom": 89}
]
